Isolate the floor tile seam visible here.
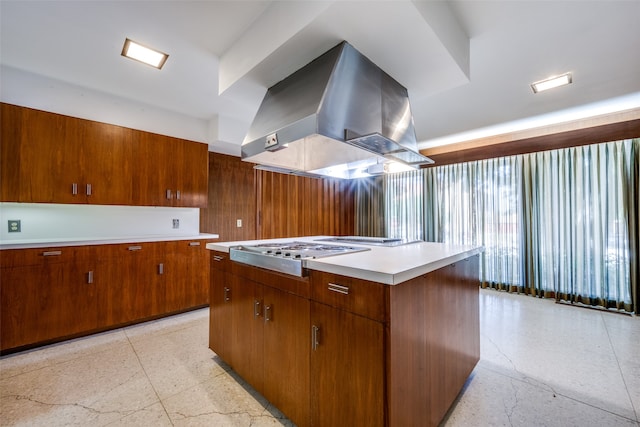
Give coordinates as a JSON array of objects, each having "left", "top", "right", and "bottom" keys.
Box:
[
  {"left": 123, "top": 321, "right": 205, "bottom": 344},
  {"left": 478, "top": 364, "right": 639, "bottom": 422},
  {"left": 124, "top": 332, "right": 175, "bottom": 426},
  {"left": 602, "top": 312, "right": 640, "bottom": 422},
  {"left": 0, "top": 332, "right": 132, "bottom": 381}
]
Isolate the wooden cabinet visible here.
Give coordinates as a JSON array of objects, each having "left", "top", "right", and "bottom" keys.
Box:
[
  {"left": 209, "top": 252, "right": 481, "bottom": 427},
  {"left": 164, "top": 240, "right": 211, "bottom": 312},
  {"left": 97, "top": 243, "right": 165, "bottom": 327},
  {"left": 135, "top": 130, "right": 208, "bottom": 207},
  {"left": 209, "top": 252, "right": 310, "bottom": 425},
  {"left": 262, "top": 285, "right": 310, "bottom": 424},
  {"left": 0, "top": 103, "right": 207, "bottom": 207},
  {"left": 0, "top": 246, "right": 98, "bottom": 350},
  {"left": 310, "top": 302, "right": 384, "bottom": 427},
  {"left": 0, "top": 239, "right": 212, "bottom": 353}
]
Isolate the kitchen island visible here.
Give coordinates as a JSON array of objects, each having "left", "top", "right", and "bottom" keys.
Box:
[{"left": 206, "top": 236, "right": 482, "bottom": 427}]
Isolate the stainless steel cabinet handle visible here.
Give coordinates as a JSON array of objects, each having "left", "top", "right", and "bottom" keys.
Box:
[
  {"left": 158, "top": 263, "right": 164, "bottom": 275},
  {"left": 265, "top": 305, "right": 272, "bottom": 322},
  {"left": 166, "top": 189, "right": 172, "bottom": 200},
  {"left": 176, "top": 190, "right": 181, "bottom": 200},
  {"left": 254, "top": 300, "right": 262, "bottom": 318},
  {"left": 86, "top": 183, "right": 92, "bottom": 196},
  {"left": 213, "top": 255, "right": 225, "bottom": 262},
  {"left": 311, "top": 325, "right": 320, "bottom": 351},
  {"left": 87, "top": 270, "right": 94, "bottom": 284},
  {"left": 42, "top": 250, "right": 62, "bottom": 257},
  {"left": 223, "top": 287, "right": 230, "bottom": 302},
  {"left": 328, "top": 283, "right": 350, "bottom": 295},
  {"left": 189, "top": 241, "right": 201, "bottom": 246},
  {"left": 72, "top": 183, "right": 78, "bottom": 195},
  {"left": 128, "top": 245, "right": 142, "bottom": 251}
]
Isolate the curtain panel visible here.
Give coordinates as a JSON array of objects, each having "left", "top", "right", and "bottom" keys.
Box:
[{"left": 356, "top": 138, "right": 639, "bottom": 313}]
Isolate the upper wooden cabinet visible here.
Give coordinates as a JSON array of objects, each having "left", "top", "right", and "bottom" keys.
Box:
[
  {"left": 1, "top": 103, "right": 208, "bottom": 207},
  {"left": 135, "top": 131, "right": 208, "bottom": 207}
]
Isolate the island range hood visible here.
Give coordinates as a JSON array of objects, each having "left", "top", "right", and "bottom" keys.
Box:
[{"left": 241, "top": 41, "right": 433, "bottom": 179}]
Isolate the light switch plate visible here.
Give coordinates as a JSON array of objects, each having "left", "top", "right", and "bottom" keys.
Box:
[
  {"left": 8, "top": 219, "right": 21, "bottom": 233},
  {"left": 236, "top": 219, "right": 242, "bottom": 228}
]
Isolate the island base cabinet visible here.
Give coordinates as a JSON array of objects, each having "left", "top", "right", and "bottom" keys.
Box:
[
  {"left": 209, "top": 253, "right": 311, "bottom": 426},
  {"left": 388, "top": 256, "right": 480, "bottom": 426},
  {"left": 310, "top": 302, "right": 385, "bottom": 427}
]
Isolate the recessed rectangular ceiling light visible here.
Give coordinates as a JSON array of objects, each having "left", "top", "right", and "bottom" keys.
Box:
[
  {"left": 531, "top": 73, "right": 572, "bottom": 93},
  {"left": 121, "top": 38, "right": 168, "bottom": 69}
]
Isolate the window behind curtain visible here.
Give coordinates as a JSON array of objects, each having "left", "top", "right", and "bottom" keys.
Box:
[{"left": 425, "top": 157, "right": 522, "bottom": 287}]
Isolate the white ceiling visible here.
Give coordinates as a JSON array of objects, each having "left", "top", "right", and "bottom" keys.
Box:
[{"left": 1, "top": 0, "right": 639, "bottom": 156}]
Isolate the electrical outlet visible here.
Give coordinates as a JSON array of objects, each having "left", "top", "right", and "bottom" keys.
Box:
[
  {"left": 236, "top": 219, "right": 242, "bottom": 228},
  {"left": 8, "top": 219, "right": 21, "bottom": 233},
  {"left": 172, "top": 219, "right": 179, "bottom": 229}
]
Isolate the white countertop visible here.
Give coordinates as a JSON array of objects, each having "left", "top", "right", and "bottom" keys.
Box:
[
  {"left": 1, "top": 233, "right": 219, "bottom": 250},
  {"left": 206, "top": 236, "right": 483, "bottom": 285}
]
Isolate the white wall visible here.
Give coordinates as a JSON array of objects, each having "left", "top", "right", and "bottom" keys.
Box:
[{"left": 0, "top": 203, "right": 200, "bottom": 244}]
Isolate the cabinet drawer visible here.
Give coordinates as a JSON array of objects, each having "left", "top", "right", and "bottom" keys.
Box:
[
  {"left": 210, "top": 250, "right": 230, "bottom": 272},
  {"left": 310, "top": 271, "right": 388, "bottom": 322},
  {"left": 0, "top": 246, "right": 85, "bottom": 267}
]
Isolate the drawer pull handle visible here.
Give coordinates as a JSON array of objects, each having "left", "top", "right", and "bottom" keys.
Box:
[
  {"left": 328, "top": 283, "right": 350, "bottom": 295},
  {"left": 213, "top": 255, "right": 225, "bottom": 262},
  {"left": 42, "top": 251, "right": 62, "bottom": 257},
  {"left": 87, "top": 270, "right": 94, "bottom": 284},
  {"left": 189, "top": 241, "right": 201, "bottom": 246},
  {"left": 158, "top": 263, "right": 164, "bottom": 275},
  {"left": 265, "top": 305, "right": 272, "bottom": 322},
  {"left": 86, "top": 183, "right": 92, "bottom": 196},
  {"left": 176, "top": 190, "right": 181, "bottom": 200},
  {"left": 223, "top": 287, "right": 231, "bottom": 302},
  {"left": 72, "top": 183, "right": 78, "bottom": 195},
  {"left": 128, "top": 246, "right": 142, "bottom": 251}
]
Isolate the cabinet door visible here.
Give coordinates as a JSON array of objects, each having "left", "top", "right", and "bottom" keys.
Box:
[
  {"left": 164, "top": 241, "right": 210, "bottom": 313},
  {"left": 310, "top": 302, "right": 385, "bottom": 427},
  {"left": 97, "top": 244, "right": 165, "bottom": 326},
  {"left": 1, "top": 104, "right": 22, "bottom": 201},
  {"left": 0, "top": 257, "right": 98, "bottom": 350},
  {"left": 210, "top": 268, "right": 232, "bottom": 361},
  {"left": 81, "top": 120, "right": 135, "bottom": 205},
  {"left": 173, "top": 138, "right": 208, "bottom": 207},
  {"left": 227, "top": 274, "right": 264, "bottom": 393},
  {"left": 134, "top": 131, "right": 176, "bottom": 206},
  {"left": 263, "top": 286, "right": 311, "bottom": 426},
  {"left": 16, "top": 108, "right": 84, "bottom": 203}
]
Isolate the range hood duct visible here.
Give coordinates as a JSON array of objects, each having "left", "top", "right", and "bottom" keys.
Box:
[{"left": 241, "top": 41, "right": 433, "bottom": 179}]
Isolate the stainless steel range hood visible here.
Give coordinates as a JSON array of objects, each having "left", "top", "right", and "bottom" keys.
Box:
[{"left": 241, "top": 41, "right": 433, "bottom": 179}]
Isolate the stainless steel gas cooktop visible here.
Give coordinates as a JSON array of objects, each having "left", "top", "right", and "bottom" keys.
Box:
[{"left": 229, "top": 241, "right": 370, "bottom": 277}]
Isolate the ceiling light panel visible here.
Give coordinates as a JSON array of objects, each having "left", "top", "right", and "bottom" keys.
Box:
[
  {"left": 121, "top": 38, "right": 168, "bottom": 69},
  {"left": 531, "top": 73, "right": 572, "bottom": 93}
]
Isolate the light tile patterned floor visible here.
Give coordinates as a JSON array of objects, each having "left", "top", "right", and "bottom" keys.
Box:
[{"left": 1, "top": 289, "right": 638, "bottom": 426}]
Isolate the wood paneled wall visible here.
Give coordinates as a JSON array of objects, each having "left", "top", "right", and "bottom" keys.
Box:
[
  {"left": 199, "top": 153, "right": 356, "bottom": 241},
  {"left": 256, "top": 171, "right": 355, "bottom": 239},
  {"left": 199, "top": 153, "right": 257, "bottom": 241}
]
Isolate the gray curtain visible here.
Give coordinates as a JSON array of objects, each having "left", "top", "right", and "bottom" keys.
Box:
[
  {"left": 356, "top": 138, "right": 639, "bottom": 313},
  {"left": 523, "top": 140, "right": 636, "bottom": 311}
]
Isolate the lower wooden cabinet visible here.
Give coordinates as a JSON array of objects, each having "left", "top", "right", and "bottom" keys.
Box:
[
  {"left": 210, "top": 264, "right": 310, "bottom": 423},
  {"left": 309, "top": 302, "right": 384, "bottom": 427},
  {"left": 1, "top": 247, "right": 98, "bottom": 350},
  {"left": 209, "top": 251, "right": 481, "bottom": 427},
  {"left": 0, "top": 239, "right": 213, "bottom": 353}
]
